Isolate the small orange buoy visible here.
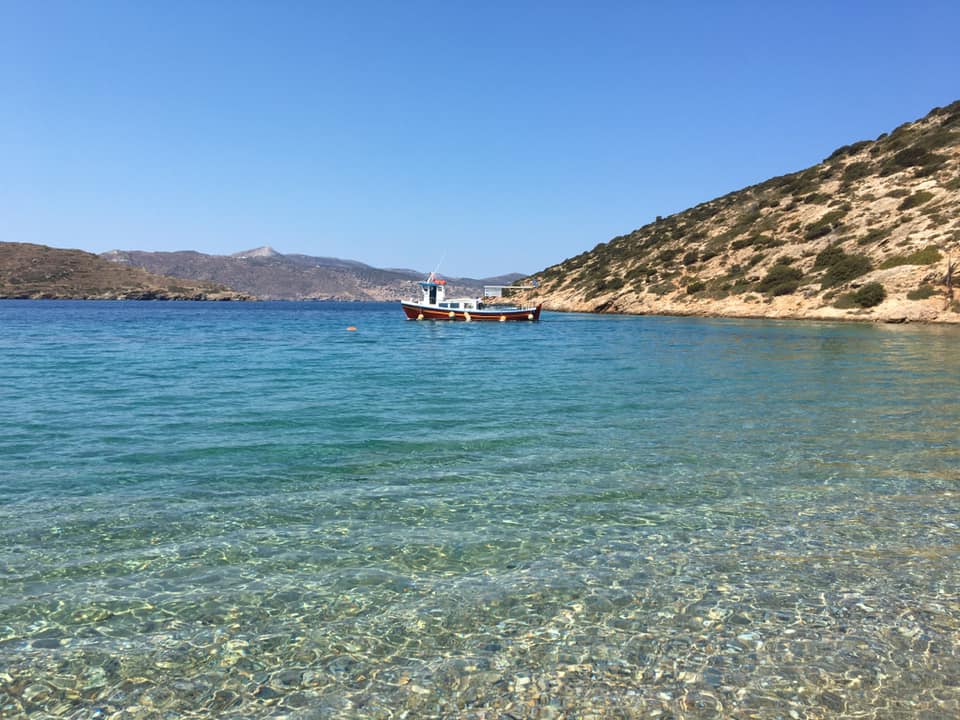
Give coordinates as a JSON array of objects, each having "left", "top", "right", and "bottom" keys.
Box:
[{"left": 346, "top": 326, "right": 357, "bottom": 331}]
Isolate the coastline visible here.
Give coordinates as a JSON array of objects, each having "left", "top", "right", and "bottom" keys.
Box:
[
  {"left": 536, "top": 304, "right": 960, "bottom": 325},
  {"left": 524, "top": 286, "right": 960, "bottom": 325},
  {"left": 5, "top": 294, "right": 957, "bottom": 324},
  {"left": 0, "top": 292, "right": 253, "bottom": 301}
]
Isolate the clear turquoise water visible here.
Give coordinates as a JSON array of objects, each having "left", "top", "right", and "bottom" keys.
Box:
[{"left": 1, "top": 300, "right": 958, "bottom": 719}]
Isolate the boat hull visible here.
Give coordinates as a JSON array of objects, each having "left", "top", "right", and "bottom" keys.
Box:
[{"left": 401, "top": 302, "right": 542, "bottom": 321}]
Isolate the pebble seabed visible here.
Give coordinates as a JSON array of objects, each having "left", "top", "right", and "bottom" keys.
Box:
[{"left": 2, "top": 477, "right": 959, "bottom": 720}]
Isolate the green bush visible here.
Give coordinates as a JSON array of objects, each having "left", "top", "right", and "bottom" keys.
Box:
[
  {"left": 682, "top": 250, "right": 699, "bottom": 266},
  {"left": 907, "top": 284, "right": 937, "bottom": 300},
  {"left": 725, "top": 264, "right": 743, "bottom": 277},
  {"left": 729, "top": 278, "right": 752, "bottom": 294},
  {"left": 701, "top": 286, "right": 731, "bottom": 300},
  {"left": 891, "top": 146, "right": 927, "bottom": 167},
  {"left": 730, "top": 210, "right": 762, "bottom": 234},
  {"left": 584, "top": 275, "right": 625, "bottom": 299},
  {"left": 803, "top": 223, "right": 833, "bottom": 240},
  {"left": 821, "top": 254, "right": 872, "bottom": 289},
  {"left": 852, "top": 282, "right": 886, "bottom": 307},
  {"left": 756, "top": 264, "right": 804, "bottom": 295},
  {"left": 842, "top": 161, "right": 873, "bottom": 183},
  {"left": 776, "top": 168, "right": 820, "bottom": 196},
  {"left": 879, "top": 245, "right": 942, "bottom": 269},
  {"left": 626, "top": 264, "right": 655, "bottom": 281},
  {"left": 898, "top": 190, "right": 935, "bottom": 211},
  {"left": 857, "top": 227, "right": 892, "bottom": 246},
  {"left": 804, "top": 210, "right": 846, "bottom": 240},
  {"left": 880, "top": 147, "right": 948, "bottom": 176},
  {"left": 825, "top": 140, "right": 872, "bottom": 162},
  {"left": 833, "top": 293, "right": 858, "bottom": 309},
  {"left": 648, "top": 281, "right": 675, "bottom": 296},
  {"left": 771, "top": 280, "right": 801, "bottom": 296},
  {"left": 814, "top": 245, "right": 847, "bottom": 268},
  {"left": 686, "top": 280, "right": 707, "bottom": 294}
]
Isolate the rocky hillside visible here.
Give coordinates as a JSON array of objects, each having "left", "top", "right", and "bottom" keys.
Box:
[
  {"left": 522, "top": 101, "right": 960, "bottom": 323},
  {"left": 103, "top": 247, "right": 522, "bottom": 301},
  {"left": 0, "top": 243, "right": 250, "bottom": 300}
]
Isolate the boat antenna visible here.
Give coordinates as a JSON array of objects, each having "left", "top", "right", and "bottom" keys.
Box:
[{"left": 431, "top": 253, "right": 446, "bottom": 279}]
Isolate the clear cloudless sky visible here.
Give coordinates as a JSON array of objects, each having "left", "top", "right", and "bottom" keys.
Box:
[{"left": 2, "top": 1, "right": 959, "bottom": 278}]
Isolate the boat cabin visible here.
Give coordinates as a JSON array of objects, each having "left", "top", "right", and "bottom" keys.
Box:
[
  {"left": 418, "top": 279, "right": 444, "bottom": 305},
  {"left": 403, "top": 274, "right": 541, "bottom": 320},
  {"left": 418, "top": 279, "right": 482, "bottom": 310}
]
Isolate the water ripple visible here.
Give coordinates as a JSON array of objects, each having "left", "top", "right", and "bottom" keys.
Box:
[{"left": 1, "top": 301, "right": 958, "bottom": 718}]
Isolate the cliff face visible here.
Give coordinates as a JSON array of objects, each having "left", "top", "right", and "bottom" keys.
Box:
[
  {"left": 523, "top": 101, "right": 960, "bottom": 323},
  {"left": 0, "top": 243, "right": 251, "bottom": 300}
]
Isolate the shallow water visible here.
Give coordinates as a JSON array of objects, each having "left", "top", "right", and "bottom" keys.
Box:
[{"left": 1, "top": 300, "right": 958, "bottom": 719}]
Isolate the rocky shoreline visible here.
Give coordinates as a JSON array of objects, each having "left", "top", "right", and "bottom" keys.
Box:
[{"left": 525, "top": 285, "right": 960, "bottom": 325}]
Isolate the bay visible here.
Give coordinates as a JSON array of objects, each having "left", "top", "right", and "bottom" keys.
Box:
[{"left": 1, "top": 300, "right": 958, "bottom": 718}]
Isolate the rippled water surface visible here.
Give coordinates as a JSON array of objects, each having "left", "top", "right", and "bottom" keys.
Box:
[{"left": 1, "top": 300, "right": 958, "bottom": 719}]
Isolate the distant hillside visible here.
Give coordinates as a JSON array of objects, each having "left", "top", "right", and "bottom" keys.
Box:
[
  {"left": 523, "top": 100, "right": 960, "bottom": 323},
  {"left": 0, "top": 243, "right": 250, "bottom": 301},
  {"left": 103, "top": 247, "right": 523, "bottom": 301}
]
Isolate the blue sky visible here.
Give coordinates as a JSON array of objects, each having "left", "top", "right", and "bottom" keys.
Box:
[{"left": 2, "top": 1, "right": 958, "bottom": 278}]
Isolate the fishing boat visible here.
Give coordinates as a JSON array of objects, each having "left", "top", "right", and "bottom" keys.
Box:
[{"left": 401, "top": 274, "right": 542, "bottom": 321}]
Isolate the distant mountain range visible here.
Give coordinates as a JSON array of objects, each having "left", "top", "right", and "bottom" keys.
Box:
[
  {"left": 0, "top": 243, "right": 251, "bottom": 300},
  {"left": 102, "top": 246, "right": 524, "bottom": 301}
]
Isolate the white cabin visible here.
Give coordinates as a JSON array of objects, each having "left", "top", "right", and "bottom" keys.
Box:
[{"left": 417, "top": 280, "right": 482, "bottom": 310}]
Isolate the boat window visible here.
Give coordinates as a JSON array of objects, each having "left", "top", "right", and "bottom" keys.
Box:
[
  {"left": 439, "top": 303, "right": 448, "bottom": 308},
  {"left": 464, "top": 303, "right": 474, "bottom": 309},
  {"left": 449, "top": 303, "right": 460, "bottom": 309}
]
